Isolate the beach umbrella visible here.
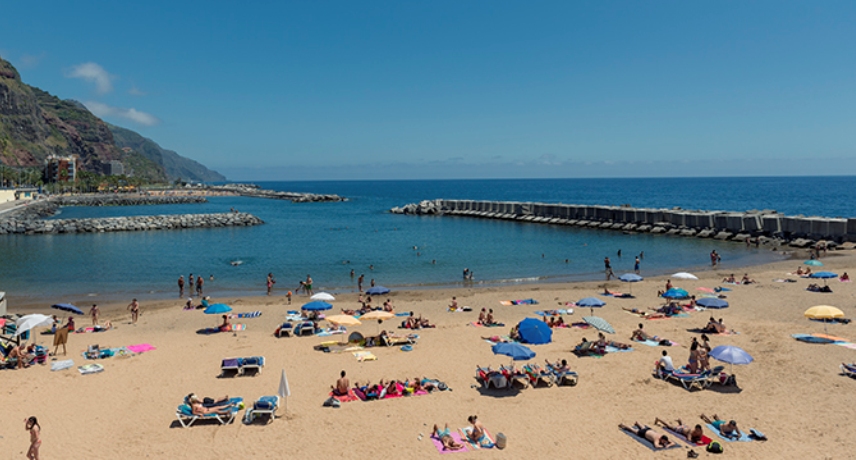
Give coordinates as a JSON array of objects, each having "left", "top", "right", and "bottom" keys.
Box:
[
  {"left": 301, "top": 301, "right": 332, "bottom": 311},
  {"left": 517, "top": 318, "right": 552, "bottom": 345},
  {"left": 360, "top": 310, "right": 394, "bottom": 321},
  {"left": 618, "top": 273, "right": 642, "bottom": 295},
  {"left": 804, "top": 260, "right": 823, "bottom": 267},
  {"left": 365, "top": 286, "right": 390, "bottom": 295},
  {"left": 583, "top": 316, "right": 615, "bottom": 334},
  {"left": 491, "top": 342, "right": 535, "bottom": 361},
  {"left": 311, "top": 292, "right": 336, "bottom": 301},
  {"left": 278, "top": 369, "right": 291, "bottom": 415},
  {"left": 325, "top": 315, "right": 361, "bottom": 327},
  {"left": 204, "top": 303, "right": 232, "bottom": 314},
  {"left": 672, "top": 272, "right": 699, "bottom": 280},
  {"left": 709, "top": 345, "right": 753, "bottom": 373},
  {"left": 662, "top": 288, "right": 689, "bottom": 299},
  {"left": 15, "top": 314, "right": 53, "bottom": 337},
  {"left": 805, "top": 305, "right": 844, "bottom": 333},
  {"left": 696, "top": 298, "right": 729, "bottom": 309},
  {"left": 809, "top": 271, "right": 838, "bottom": 286},
  {"left": 52, "top": 303, "right": 84, "bottom": 315},
  {"left": 577, "top": 297, "right": 606, "bottom": 315}
]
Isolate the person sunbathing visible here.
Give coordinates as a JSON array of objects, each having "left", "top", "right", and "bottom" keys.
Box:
[
  {"left": 555, "top": 316, "right": 565, "bottom": 327},
  {"left": 485, "top": 309, "right": 496, "bottom": 326},
  {"left": 464, "top": 415, "right": 491, "bottom": 447},
  {"left": 7, "top": 344, "right": 29, "bottom": 369},
  {"left": 331, "top": 370, "right": 349, "bottom": 396},
  {"left": 576, "top": 337, "right": 606, "bottom": 355},
  {"left": 547, "top": 317, "right": 557, "bottom": 328},
  {"left": 509, "top": 325, "right": 521, "bottom": 341},
  {"left": 433, "top": 423, "right": 465, "bottom": 451},
  {"left": 841, "top": 272, "right": 851, "bottom": 281},
  {"left": 795, "top": 266, "right": 805, "bottom": 275},
  {"left": 340, "top": 308, "right": 357, "bottom": 315},
  {"left": 477, "top": 308, "right": 487, "bottom": 324},
  {"left": 619, "top": 422, "right": 674, "bottom": 449},
  {"left": 545, "top": 358, "right": 570, "bottom": 373},
  {"left": 741, "top": 274, "right": 756, "bottom": 284},
  {"left": 631, "top": 323, "right": 654, "bottom": 341},
  {"left": 723, "top": 274, "right": 736, "bottom": 283},
  {"left": 188, "top": 394, "right": 235, "bottom": 416},
  {"left": 700, "top": 414, "right": 742, "bottom": 439},
  {"left": 654, "top": 418, "right": 704, "bottom": 444},
  {"left": 597, "top": 332, "right": 631, "bottom": 350},
  {"left": 701, "top": 316, "right": 726, "bottom": 334},
  {"left": 803, "top": 267, "right": 812, "bottom": 276}
]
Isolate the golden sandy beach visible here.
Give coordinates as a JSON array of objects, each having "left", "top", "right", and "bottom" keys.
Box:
[{"left": 3, "top": 250, "right": 855, "bottom": 459}]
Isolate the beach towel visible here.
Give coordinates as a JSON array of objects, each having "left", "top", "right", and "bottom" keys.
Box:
[
  {"left": 232, "top": 311, "right": 262, "bottom": 318},
  {"left": 706, "top": 424, "right": 753, "bottom": 442},
  {"left": 662, "top": 427, "right": 712, "bottom": 447},
  {"left": 792, "top": 334, "right": 834, "bottom": 344},
  {"left": 353, "top": 351, "right": 377, "bottom": 362},
  {"left": 620, "top": 426, "right": 682, "bottom": 451},
  {"left": 813, "top": 333, "right": 850, "bottom": 342},
  {"left": 458, "top": 428, "right": 495, "bottom": 450},
  {"left": 605, "top": 346, "right": 634, "bottom": 353},
  {"left": 78, "top": 363, "right": 105, "bottom": 375},
  {"left": 834, "top": 342, "right": 856, "bottom": 350},
  {"left": 51, "top": 359, "right": 74, "bottom": 371},
  {"left": 635, "top": 339, "right": 678, "bottom": 347},
  {"left": 431, "top": 431, "right": 470, "bottom": 454},
  {"left": 329, "top": 389, "right": 359, "bottom": 403},
  {"left": 285, "top": 314, "right": 303, "bottom": 322},
  {"left": 126, "top": 343, "right": 156, "bottom": 353}
]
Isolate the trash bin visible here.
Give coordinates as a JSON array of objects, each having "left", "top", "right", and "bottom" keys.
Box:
[{"left": 495, "top": 432, "right": 507, "bottom": 449}]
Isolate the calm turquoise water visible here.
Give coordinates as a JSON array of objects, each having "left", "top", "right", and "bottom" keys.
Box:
[{"left": 4, "top": 176, "right": 854, "bottom": 304}]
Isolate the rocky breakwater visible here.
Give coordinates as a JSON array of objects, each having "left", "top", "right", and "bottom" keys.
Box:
[
  {"left": 53, "top": 194, "right": 208, "bottom": 207},
  {"left": 207, "top": 184, "right": 346, "bottom": 203},
  {"left": 0, "top": 212, "right": 263, "bottom": 235}
]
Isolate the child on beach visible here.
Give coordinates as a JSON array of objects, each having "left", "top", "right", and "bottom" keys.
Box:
[{"left": 25, "top": 416, "right": 40, "bottom": 460}]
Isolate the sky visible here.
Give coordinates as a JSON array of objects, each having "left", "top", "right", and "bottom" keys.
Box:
[{"left": 1, "top": 1, "right": 855, "bottom": 180}]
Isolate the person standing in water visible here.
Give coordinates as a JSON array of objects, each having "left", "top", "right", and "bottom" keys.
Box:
[
  {"left": 178, "top": 275, "right": 185, "bottom": 298},
  {"left": 267, "top": 273, "right": 276, "bottom": 296}
]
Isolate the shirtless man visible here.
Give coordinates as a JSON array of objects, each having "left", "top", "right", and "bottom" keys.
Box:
[
  {"left": 305, "top": 275, "right": 314, "bottom": 296},
  {"left": 196, "top": 276, "right": 204, "bottom": 296},
  {"left": 655, "top": 417, "right": 704, "bottom": 444},
  {"left": 127, "top": 298, "right": 140, "bottom": 324},
  {"left": 619, "top": 422, "right": 675, "bottom": 449},
  {"left": 332, "top": 370, "right": 349, "bottom": 396},
  {"left": 485, "top": 309, "right": 495, "bottom": 325},
  {"left": 189, "top": 395, "right": 234, "bottom": 417},
  {"left": 449, "top": 296, "right": 458, "bottom": 311},
  {"left": 432, "top": 423, "right": 464, "bottom": 451},
  {"left": 700, "top": 414, "right": 742, "bottom": 439},
  {"left": 477, "top": 308, "right": 486, "bottom": 324},
  {"left": 178, "top": 275, "right": 185, "bottom": 297},
  {"left": 357, "top": 274, "right": 364, "bottom": 292},
  {"left": 631, "top": 323, "right": 654, "bottom": 341}
]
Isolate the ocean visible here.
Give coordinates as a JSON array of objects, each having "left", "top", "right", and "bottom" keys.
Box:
[{"left": 3, "top": 176, "right": 855, "bottom": 304}]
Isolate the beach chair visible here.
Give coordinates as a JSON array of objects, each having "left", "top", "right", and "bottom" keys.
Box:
[
  {"left": 276, "top": 322, "right": 293, "bottom": 337},
  {"left": 175, "top": 403, "right": 239, "bottom": 427},
  {"left": 240, "top": 356, "right": 264, "bottom": 376},
  {"left": 659, "top": 365, "right": 712, "bottom": 391},
  {"left": 841, "top": 363, "right": 856, "bottom": 378},
  {"left": 220, "top": 358, "right": 241, "bottom": 377},
  {"left": 574, "top": 341, "right": 605, "bottom": 357},
  {"left": 499, "top": 365, "right": 529, "bottom": 389},
  {"left": 546, "top": 364, "right": 579, "bottom": 386},
  {"left": 523, "top": 364, "right": 554, "bottom": 387},
  {"left": 294, "top": 322, "right": 316, "bottom": 336},
  {"left": 243, "top": 395, "right": 279, "bottom": 424},
  {"left": 382, "top": 334, "right": 414, "bottom": 347},
  {"left": 476, "top": 366, "right": 508, "bottom": 389}
]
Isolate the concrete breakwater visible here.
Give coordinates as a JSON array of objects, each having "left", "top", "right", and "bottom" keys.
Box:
[
  {"left": 391, "top": 199, "right": 856, "bottom": 246},
  {"left": 0, "top": 212, "right": 263, "bottom": 235},
  {"left": 53, "top": 195, "right": 208, "bottom": 207},
  {"left": 206, "top": 184, "right": 346, "bottom": 202}
]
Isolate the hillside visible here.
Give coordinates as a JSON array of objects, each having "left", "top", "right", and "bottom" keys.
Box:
[
  {"left": 0, "top": 56, "right": 223, "bottom": 183},
  {"left": 109, "top": 124, "right": 225, "bottom": 182}
]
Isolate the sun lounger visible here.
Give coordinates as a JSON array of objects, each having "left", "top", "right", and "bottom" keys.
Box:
[
  {"left": 522, "top": 364, "right": 554, "bottom": 387},
  {"left": 476, "top": 366, "right": 508, "bottom": 389},
  {"left": 220, "top": 358, "right": 241, "bottom": 377},
  {"left": 573, "top": 341, "right": 605, "bottom": 357},
  {"left": 498, "top": 365, "right": 529, "bottom": 389},
  {"left": 545, "top": 364, "right": 579, "bottom": 386},
  {"left": 294, "top": 321, "right": 316, "bottom": 336},
  {"left": 243, "top": 395, "right": 279, "bottom": 424},
  {"left": 176, "top": 403, "right": 239, "bottom": 428},
  {"left": 841, "top": 363, "right": 856, "bottom": 378},
  {"left": 664, "top": 369, "right": 712, "bottom": 391},
  {"left": 382, "top": 334, "right": 414, "bottom": 346},
  {"left": 240, "top": 356, "right": 264, "bottom": 375}
]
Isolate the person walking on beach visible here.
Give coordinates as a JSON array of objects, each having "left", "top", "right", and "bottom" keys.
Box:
[
  {"left": 710, "top": 250, "right": 718, "bottom": 267},
  {"left": 305, "top": 274, "right": 314, "bottom": 296},
  {"left": 267, "top": 273, "right": 275, "bottom": 296},
  {"left": 286, "top": 290, "right": 292, "bottom": 305},
  {"left": 89, "top": 304, "right": 99, "bottom": 326},
  {"left": 188, "top": 274, "right": 195, "bottom": 296},
  {"left": 358, "top": 274, "right": 365, "bottom": 292},
  {"left": 634, "top": 256, "right": 641, "bottom": 274},
  {"left": 25, "top": 416, "right": 40, "bottom": 460},
  {"left": 127, "top": 298, "right": 140, "bottom": 324},
  {"left": 196, "top": 276, "right": 204, "bottom": 297},
  {"left": 604, "top": 257, "right": 614, "bottom": 280}
]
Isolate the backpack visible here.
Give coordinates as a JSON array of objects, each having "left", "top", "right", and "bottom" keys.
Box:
[{"left": 706, "top": 441, "right": 723, "bottom": 454}]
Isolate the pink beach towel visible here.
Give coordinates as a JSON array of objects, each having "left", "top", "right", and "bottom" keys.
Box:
[
  {"left": 431, "top": 431, "right": 470, "bottom": 454},
  {"left": 330, "top": 389, "right": 359, "bottom": 403},
  {"left": 126, "top": 344, "right": 156, "bottom": 353}
]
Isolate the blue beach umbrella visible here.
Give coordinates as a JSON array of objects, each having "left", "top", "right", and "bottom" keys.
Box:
[
  {"left": 809, "top": 271, "right": 838, "bottom": 286},
  {"left": 662, "top": 288, "right": 689, "bottom": 299},
  {"left": 709, "top": 345, "right": 753, "bottom": 373},
  {"left": 365, "top": 286, "right": 390, "bottom": 295},
  {"left": 577, "top": 297, "right": 606, "bottom": 315},
  {"left": 492, "top": 342, "right": 535, "bottom": 361},
  {"left": 696, "top": 298, "right": 729, "bottom": 309},
  {"left": 301, "top": 301, "right": 333, "bottom": 311},
  {"left": 52, "top": 303, "right": 84, "bottom": 315},
  {"left": 618, "top": 273, "right": 643, "bottom": 295},
  {"left": 517, "top": 318, "right": 553, "bottom": 345},
  {"left": 204, "top": 303, "right": 232, "bottom": 314},
  {"left": 804, "top": 260, "right": 823, "bottom": 267}
]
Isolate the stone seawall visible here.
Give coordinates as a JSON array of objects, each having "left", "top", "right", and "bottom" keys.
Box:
[
  {"left": 53, "top": 195, "right": 208, "bottom": 207},
  {"left": 391, "top": 199, "right": 855, "bottom": 246},
  {"left": 0, "top": 212, "right": 263, "bottom": 235},
  {"left": 207, "top": 184, "right": 346, "bottom": 202}
]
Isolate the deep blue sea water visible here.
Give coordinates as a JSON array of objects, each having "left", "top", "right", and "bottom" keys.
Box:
[{"left": 3, "top": 176, "right": 855, "bottom": 304}]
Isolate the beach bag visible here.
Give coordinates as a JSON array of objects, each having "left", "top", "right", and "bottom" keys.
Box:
[
  {"left": 495, "top": 432, "right": 507, "bottom": 449},
  {"left": 706, "top": 441, "right": 723, "bottom": 454},
  {"left": 323, "top": 397, "right": 341, "bottom": 408},
  {"left": 437, "top": 382, "right": 449, "bottom": 391}
]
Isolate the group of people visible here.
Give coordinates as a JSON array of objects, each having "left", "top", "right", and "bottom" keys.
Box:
[
  {"left": 332, "top": 370, "right": 445, "bottom": 400},
  {"left": 476, "top": 308, "right": 500, "bottom": 326},
  {"left": 433, "top": 415, "right": 491, "bottom": 451},
  {"left": 403, "top": 312, "right": 435, "bottom": 329},
  {"left": 722, "top": 273, "right": 755, "bottom": 284},
  {"left": 177, "top": 274, "right": 208, "bottom": 298}
]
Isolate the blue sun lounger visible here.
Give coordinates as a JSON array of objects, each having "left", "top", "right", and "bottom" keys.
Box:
[{"left": 243, "top": 395, "right": 280, "bottom": 424}]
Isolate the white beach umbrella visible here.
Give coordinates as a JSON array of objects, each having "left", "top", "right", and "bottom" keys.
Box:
[
  {"left": 279, "top": 369, "right": 291, "bottom": 415},
  {"left": 672, "top": 272, "right": 699, "bottom": 280},
  {"left": 15, "top": 314, "right": 53, "bottom": 338},
  {"left": 311, "top": 292, "right": 336, "bottom": 301}
]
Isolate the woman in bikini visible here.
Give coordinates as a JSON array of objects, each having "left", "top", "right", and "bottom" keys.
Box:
[
  {"left": 25, "top": 416, "right": 40, "bottom": 460},
  {"left": 688, "top": 342, "right": 700, "bottom": 373}
]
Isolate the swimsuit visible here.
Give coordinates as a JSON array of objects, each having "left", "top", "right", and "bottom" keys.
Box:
[
  {"left": 637, "top": 427, "right": 650, "bottom": 438},
  {"left": 436, "top": 428, "right": 451, "bottom": 438}
]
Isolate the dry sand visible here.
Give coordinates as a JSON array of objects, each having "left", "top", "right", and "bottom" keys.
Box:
[{"left": 2, "top": 251, "right": 855, "bottom": 459}]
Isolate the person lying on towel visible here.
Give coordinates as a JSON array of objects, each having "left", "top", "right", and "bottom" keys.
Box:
[
  {"left": 619, "top": 422, "right": 675, "bottom": 449},
  {"left": 701, "top": 414, "right": 742, "bottom": 439},
  {"left": 655, "top": 418, "right": 704, "bottom": 444},
  {"left": 433, "top": 423, "right": 465, "bottom": 450}
]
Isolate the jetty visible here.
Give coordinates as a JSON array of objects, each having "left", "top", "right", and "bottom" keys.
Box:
[
  {"left": 205, "top": 184, "right": 346, "bottom": 202},
  {"left": 391, "top": 199, "right": 856, "bottom": 246}
]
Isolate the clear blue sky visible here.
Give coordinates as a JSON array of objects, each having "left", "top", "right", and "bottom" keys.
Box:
[{"left": 2, "top": 1, "right": 854, "bottom": 180}]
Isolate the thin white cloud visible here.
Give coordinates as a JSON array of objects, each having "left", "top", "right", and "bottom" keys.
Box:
[
  {"left": 84, "top": 101, "right": 159, "bottom": 126},
  {"left": 67, "top": 62, "right": 114, "bottom": 94},
  {"left": 128, "top": 85, "right": 146, "bottom": 96}
]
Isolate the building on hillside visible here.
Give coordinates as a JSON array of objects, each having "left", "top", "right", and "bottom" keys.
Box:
[
  {"left": 104, "top": 160, "right": 125, "bottom": 176},
  {"left": 44, "top": 155, "right": 77, "bottom": 183}
]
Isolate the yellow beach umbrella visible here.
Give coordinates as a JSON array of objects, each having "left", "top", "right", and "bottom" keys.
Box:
[
  {"left": 325, "top": 315, "right": 361, "bottom": 327},
  {"left": 361, "top": 311, "right": 394, "bottom": 321},
  {"left": 804, "top": 305, "right": 844, "bottom": 320}
]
